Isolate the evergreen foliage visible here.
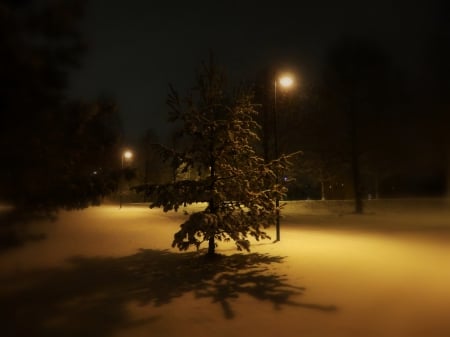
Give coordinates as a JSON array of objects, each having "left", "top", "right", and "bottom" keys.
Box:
[
  {"left": 0, "top": 0, "right": 122, "bottom": 221},
  {"left": 135, "top": 57, "right": 293, "bottom": 255}
]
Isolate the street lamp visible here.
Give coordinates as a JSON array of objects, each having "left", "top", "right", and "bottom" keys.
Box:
[
  {"left": 120, "top": 150, "right": 133, "bottom": 209},
  {"left": 274, "top": 73, "right": 294, "bottom": 242},
  {"left": 122, "top": 150, "right": 133, "bottom": 167}
]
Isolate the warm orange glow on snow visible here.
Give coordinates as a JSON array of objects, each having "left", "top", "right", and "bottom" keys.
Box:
[{"left": 0, "top": 200, "right": 449, "bottom": 337}]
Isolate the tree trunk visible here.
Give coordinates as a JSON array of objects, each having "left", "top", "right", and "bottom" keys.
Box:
[
  {"left": 446, "top": 146, "right": 450, "bottom": 198},
  {"left": 208, "top": 157, "right": 216, "bottom": 256},
  {"left": 320, "top": 181, "right": 326, "bottom": 200},
  {"left": 349, "top": 99, "right": 363, "bottom": 214},
  {"left": 207, "top": 236, "right": 215, "bottom": 255},
  {"left": 374, "top": 173, "right": 380, "bottom": 199},
  {"left": 351, "top": 140, "right": 363, "bottom": 213}
]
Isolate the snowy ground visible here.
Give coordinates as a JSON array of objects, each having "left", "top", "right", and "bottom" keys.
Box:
[{"left": 1, "top": 199, "right": 449, "bottom": 337}]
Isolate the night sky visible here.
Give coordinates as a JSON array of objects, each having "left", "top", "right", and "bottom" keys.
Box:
[{"left": 68, "top": 0, "right": 440, "bottom": 142}]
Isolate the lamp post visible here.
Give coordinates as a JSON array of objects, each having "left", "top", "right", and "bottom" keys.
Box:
[
  {"left": 120, "top": 150, "right": 133, "bottom": 209},
  {"left": 273, "top": 74, "right": 294, "bottom": 242}
]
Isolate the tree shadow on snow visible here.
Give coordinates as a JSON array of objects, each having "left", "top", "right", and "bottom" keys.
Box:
[
  {"left": 0, "top": 249, "right": 337, "bottom": 337},
  {"left": 0, "top": 211, "right": 48, "bottom": 252}
]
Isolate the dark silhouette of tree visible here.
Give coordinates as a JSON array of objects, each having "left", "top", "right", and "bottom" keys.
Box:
[
  {"left": 284, "top": 84, "right": 348, "bottom": 200},
  {"left": 0, "top": 0, "right": 121, "bottom": 230},
  {"left": 133, "top": 129, "right": 171, "bottom": 201},
  {"left": 421, "top": 0, "right": 450, "bottom": 196},
  {"left": 321, "top": 37, "right": 396, "bottom": 212},
  {"left": 135, "top": 55, "right": 293, "bottom": 255},
  {"left": 253, "top": 67, "right": 276, "bottom": 162}
]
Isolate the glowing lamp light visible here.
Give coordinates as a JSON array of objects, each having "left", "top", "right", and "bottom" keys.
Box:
[
  {"left": 123, "top": 150, "right": 133, "bottom": 160},
  {"left": 279, "top": 75, "right": 294, "bottom": 88}
]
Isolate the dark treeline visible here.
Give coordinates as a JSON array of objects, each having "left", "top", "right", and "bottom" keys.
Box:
[
  {"left": 249, "top": 34, "right": 449, "bottom": 213},
  {"left": 0, "top": 0, "right": 125, "bottom": 248}
]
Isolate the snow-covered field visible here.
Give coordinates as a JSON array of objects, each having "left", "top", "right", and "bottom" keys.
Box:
[{"left": 1, "top": 199, "right": 449, "bottom": 337}]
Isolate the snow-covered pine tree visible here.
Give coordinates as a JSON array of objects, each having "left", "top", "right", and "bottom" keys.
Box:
[{"left": 136, "top": 56, "right": 292, "bottom": 255}]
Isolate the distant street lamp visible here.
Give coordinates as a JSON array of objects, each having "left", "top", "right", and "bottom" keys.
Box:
[
  {"left": 120, "top": 150, "right": 133, "bottom": 209},
  {"left": 274, "top": 73, "right": 294, "bottom": 242}
]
